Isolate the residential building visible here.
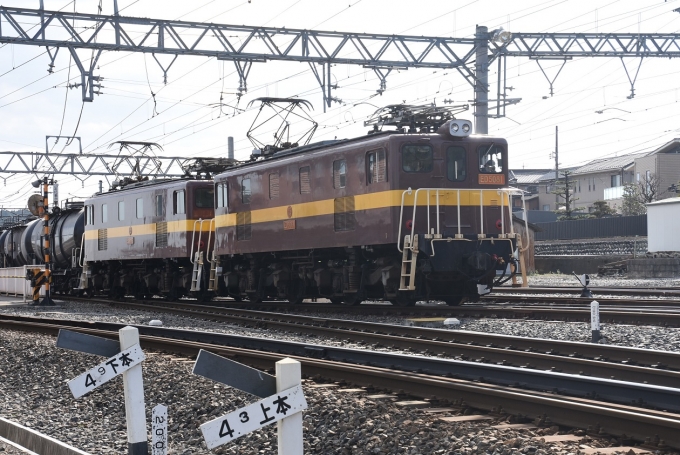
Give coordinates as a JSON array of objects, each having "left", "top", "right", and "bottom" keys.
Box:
[
  {"left": 508, "top": 169, "right": 551, "bottom": 211},
  {"left": 509, "top": 138, "right": 680, "bottom": 215}
]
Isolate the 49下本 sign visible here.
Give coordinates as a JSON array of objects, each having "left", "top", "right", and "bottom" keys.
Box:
[
  {"left": 200, "top": 385, "right": 307, "bottom": 449},
  {"left": 68, "top": 343, "right": 145, "bottom": 398}
]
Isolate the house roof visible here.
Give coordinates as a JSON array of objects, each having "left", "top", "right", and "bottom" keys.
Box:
[
  {"left": 643, "top": 138, "right": 680, "bottom": 156},
  {"left": 571, "top": 152, "right": 646, "bottom": 175},
  {"left": 513, "top": 173, "right": 549, "bottom": 184},
  {"left": 537, "top": 168, "right": 576, "bottom": 182}
]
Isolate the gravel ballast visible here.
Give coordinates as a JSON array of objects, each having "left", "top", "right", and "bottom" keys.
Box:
[
  {"left": 0, "top": 329, "right": 623, "bottom": 455},
  {"left": 2, "top": 273, "right": 680, "bottom": 452}
]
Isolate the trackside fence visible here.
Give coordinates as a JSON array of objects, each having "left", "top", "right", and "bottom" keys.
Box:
[
  {"left": 0, "top": 266, "right": 44, "bottom": 300},
  {"left": 534, "top": 215, "right": 647, "bottom": 241}
]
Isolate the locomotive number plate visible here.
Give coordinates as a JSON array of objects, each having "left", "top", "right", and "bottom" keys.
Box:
[
  {"left": 478, "top": 174, "right": 506, "bottom": 185},
  {"left": 283, "top": 220, "right": 296, "bottom": 230}
]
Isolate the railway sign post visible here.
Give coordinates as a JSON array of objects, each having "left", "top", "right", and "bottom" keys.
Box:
[
  {"left": 152, "top": 405, "right": 168, "bottom": 455},
  {"left": 57, "top": 327, "right": 150, "bottom": 455},
  {"left": 591, "top": 300, "right": 601, "bottom": 343},
  {"left": 192, "top": 350, "right": 306, "bottom": 454}
]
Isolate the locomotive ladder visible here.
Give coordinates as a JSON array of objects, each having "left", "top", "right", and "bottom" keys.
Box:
[
  {"left": 399, "top": 234, "right": 418, "bottom": 291},
  {"left": 207, "top": 253, "right": 219, "bottom": 291},
  {"left": 190, "top": 251, "right": 204, "bottom": 292}
]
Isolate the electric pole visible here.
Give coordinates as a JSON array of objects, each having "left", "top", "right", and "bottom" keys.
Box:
[{"left": 555, "top": 126, "right": 559, "bottom": 209}]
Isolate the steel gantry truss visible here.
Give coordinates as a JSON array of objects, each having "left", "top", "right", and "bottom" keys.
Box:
[
  {"left": 2, "top": 5, "right": 680, "bottom": 132},
  {"left": 0, "top": 150, "right": 214, "bottom": 180}
]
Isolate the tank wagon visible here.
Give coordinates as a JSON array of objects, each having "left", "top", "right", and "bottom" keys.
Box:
[
  {"left": 212, "top": 118, "right": 525, "bottom": 306},
  {"left": 0, "top": 203, "right": 84, "bottom": 293},
  {"left": 80, "top": 178, "right": 215, "bottom": 300}
]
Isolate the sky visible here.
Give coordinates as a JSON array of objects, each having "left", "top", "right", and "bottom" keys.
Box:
[{"left": 1, "top": 0, "right": 680, "bottom": 205}]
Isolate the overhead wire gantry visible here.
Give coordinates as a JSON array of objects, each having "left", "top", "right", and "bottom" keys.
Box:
[{"left": 1, "top": 4, "right": 680, "bottom": 134}]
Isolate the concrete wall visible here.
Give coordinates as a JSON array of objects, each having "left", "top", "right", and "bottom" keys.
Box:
[
  {"left": 535, "top": 255, "right": 629, "bottom": 274},
  {"left": 628, "top": 257, "right": 680, "bottom": 278}
]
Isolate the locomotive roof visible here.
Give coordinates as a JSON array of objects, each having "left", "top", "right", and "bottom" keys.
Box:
[
  {"left": 86, "top": 177, "right": 212, "bottom": 200},
  {"left": 218, "top": 130, "right": 507, "bottom": 176}
]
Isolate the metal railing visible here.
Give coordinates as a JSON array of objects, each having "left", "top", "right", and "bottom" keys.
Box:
[
  {"left": 190, "top": 218, "right": 215, "bottom": 264},
  {"left": 397, "top": 187, "right": 528, "bottom": 252}
]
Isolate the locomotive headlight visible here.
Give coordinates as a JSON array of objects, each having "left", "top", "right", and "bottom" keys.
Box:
[{"left": 448, "top": 119, "right": 472, "bottom": 137}]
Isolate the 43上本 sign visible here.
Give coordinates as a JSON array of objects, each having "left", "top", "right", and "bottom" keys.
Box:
[
  {"left": 68, "top": 343, "right": 145, "bottom": 398},
  {"left": 200, "top": 385, "right": 307, "bottom": 449}
]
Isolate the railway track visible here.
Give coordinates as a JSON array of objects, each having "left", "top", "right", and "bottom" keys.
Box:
[
  {"left": 495, "top": 285, "right": 680, "bottom": 298},
  {"left": 2, "top": 315, "right": 680, "bottom": 449},
  {"left": 91, "top": 293, "right": 680, "bottom": 326}
]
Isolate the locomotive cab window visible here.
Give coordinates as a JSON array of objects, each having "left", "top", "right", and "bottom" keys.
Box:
[
  {"left": 195, "top": 188, "right": 213, "bottom": 208},
  {"left": 446, "top": 146, "right": 466, "bottom": 181},
  {"left": 156, "top": 195, "right": 163, "bottom": 216},
  {"left": 118, "top": 201, "right": 125, "bottom": 221},
  {"left": 478, "top": 144, "right": 504, "bottom": 174},
  {"left": 174, "top": 190, "right": 185, "bottom": 214},
  {"left": 102, "top": 203, "right": 108, "bottom": 223},
  {"left": 402, "top": 145, "right": 433, "bottom": 172},
  {"left": 367, "top": 149, "right": 386, "bottom": 184},
  {"left": 242, "top": 178, "right": 251, "bottom": 204},
  {"left": 215, "top": 183, "right": 228, "bottom": 208},
  {"left": 136, "top": 198, "right": 143, "bottom": 219},
  {"left": 86, "top": 205, "right": 94, "bottom": 225},
  {"left": 333, "top": 160, "right": 346, "bottom": 189}
]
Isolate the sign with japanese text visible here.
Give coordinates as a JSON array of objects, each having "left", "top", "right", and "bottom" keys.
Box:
[
  {"left": 200, "top": 385, "right": 307, "bottom": 449},
  {"left": 68, "top": 343, "right": 145, "bottom": 398},
  {"left": 591, "top": 301, "right": 600, "bottom": 331},
  {"left": 152, "top": 404, "right": 168, "bottom": 455}
]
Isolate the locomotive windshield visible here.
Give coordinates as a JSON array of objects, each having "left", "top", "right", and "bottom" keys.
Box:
[
  {"left": 195, "top": 188, "right": 214, "bottom": 208},
  {"left": 402, "top": 145, "right": 433, "bottom": 172},
  {"left": 446, "top": 146, "right": 466, "bottom": 181},
  {"left": 478, "top": 144, "right": 504, "bottom": 174}
]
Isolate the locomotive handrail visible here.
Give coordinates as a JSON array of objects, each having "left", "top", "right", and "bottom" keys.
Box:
[
  {"left": 191, "top": 218, "right": 215, "bottom": 264},
  {"left": 78, "top": 232, "right": 85, "bottom": 267},
  {"left": 396, "top": 188, "right": 413, "bottom": 253},
  {"left": 398, "top": 187, "right": 526, "bottom": 252},
  {"left": 207, "top": 218, "right": 215, "bottom": 262},
  {"left": 190, "top": 219, "right": 201, "bottom": 264}
]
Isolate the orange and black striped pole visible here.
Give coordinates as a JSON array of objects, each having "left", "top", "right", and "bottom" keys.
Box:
[{"left": 39, "top": 177, "right": 54, "bottom": 305}]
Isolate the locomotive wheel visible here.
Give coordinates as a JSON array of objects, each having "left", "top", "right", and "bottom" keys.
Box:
[
  {"left": 390, "top": 295, "right": 416, "bottom": 307},
  {"left": 166, "top": 288, "right": 179, "bottom": 302},
  {"left": 329, "top": 298, "right": 343, "bottom": 305},
  {"left": 444, "top": 295, "right": 464, "bottom": 306},
  {"left": 342, "top": 295, "right": 363, "bottom": 306}
]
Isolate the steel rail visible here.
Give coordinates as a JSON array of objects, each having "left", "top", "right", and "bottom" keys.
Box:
[
  {"left": 51, "top": 296, "right": 680, "bottom": 368},
  {"left": 2, "top": 315, "right": 680, "bottom": 412},
  {"left": 100, "top": 300, "right": 680, "bottom": 376},
  {"left": 2, "top": 316, "right": 680, "bottom": 449},
  {"left": 495, "top": 286, "right": 680, "bottom": 298}
]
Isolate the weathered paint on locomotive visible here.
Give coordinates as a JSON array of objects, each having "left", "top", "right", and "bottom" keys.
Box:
[
  {"left": 213, "top": 132, "right": 513, "bottom": 256},
  {"left": 83, "top": 179, "right": 215, "bottom": 262}
]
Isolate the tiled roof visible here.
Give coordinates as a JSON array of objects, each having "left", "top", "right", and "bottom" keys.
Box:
[
  {"left": 514, "top": 173, "right": 548, "bottom": 184},
  {"left": 571, "top": 152, "right": 647, "bottom": 175},
  {"left": 537, "top": 168, "right": 576, "bottom": 182}
]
